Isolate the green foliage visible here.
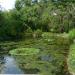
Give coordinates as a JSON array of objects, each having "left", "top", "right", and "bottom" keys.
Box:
[
  {"left": 68, "top": 43, "right": 75, "bottom": 73},
  {"left": 0, "top": 0, "right": 75, "bottom": 40},
  {"left": 69, "top": 29, "right": 75, "bottom": 40},
  {"left": 26, "top": 28, "right": 33, "bottom": 33},
  {"left": 15, "top": 0, "right": 32, "bottom": 10},
  {"left": 33, "top": 29, "right": 42, "bottom": 38},
  {"left": 24, "top": 27, "right": 33, "bottom": 38},
  {"left": 9, "top": 48, "right": 40, "bottom": 55},
  {"left": 42, "top": 32, "right": 56, "bottom": 38}
]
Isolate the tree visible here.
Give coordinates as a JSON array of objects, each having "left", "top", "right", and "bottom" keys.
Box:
[{"left": 15, "top": 0, "right": 32, "bottom": 10}]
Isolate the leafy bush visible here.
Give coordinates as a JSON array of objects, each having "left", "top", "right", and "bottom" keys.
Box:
[
  {"left": 42, "top": 32, "right": 56, "bottom": 39},
  {"left": 33, "top": 29, "right": 42, "bottom": 38},
  {"left": 68, "top": 43, "right": 75, "bottom": 73},
  {"left": 69, "top": 29, "right": 75, "bottom": 40},
  {"left": 24, "top": 28, "right": 33, "bottom": 38}
]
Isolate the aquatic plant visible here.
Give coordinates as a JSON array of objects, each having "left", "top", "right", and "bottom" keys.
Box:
[{"left": 9, "top": 48, "right": 40, "bottom": 55}]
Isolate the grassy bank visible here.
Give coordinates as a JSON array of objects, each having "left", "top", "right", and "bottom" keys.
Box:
[{"left": 68, "top": 43, "right": 75, "bottom": 74}]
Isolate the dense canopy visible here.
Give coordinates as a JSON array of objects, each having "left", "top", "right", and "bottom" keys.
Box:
[{"left": 0, "top": 0, "right": 75, "bottom": 40}]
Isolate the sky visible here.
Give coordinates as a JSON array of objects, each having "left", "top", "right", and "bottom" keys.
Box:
[{"left": 0, "top": 0, "right": 16, "bottom": 10}]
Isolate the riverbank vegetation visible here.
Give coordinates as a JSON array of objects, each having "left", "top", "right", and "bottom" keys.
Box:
[{"left": 0, "top": 0, "right": 75, "bottom": 75}]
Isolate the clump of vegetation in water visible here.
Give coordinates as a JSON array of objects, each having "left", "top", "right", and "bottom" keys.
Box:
[{"left": 9, "top": 48, "right": 40, "bottom": 55}]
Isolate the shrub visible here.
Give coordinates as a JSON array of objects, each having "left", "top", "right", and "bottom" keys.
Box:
[
  {"left": 68, "top": 43, "right": 75, "bottom": 73},
  {"left": 24, "top": 28, "right": 33, "bottom": 38},
  {"left": 42, "top": 32, "right": 56, "bottom": 39},
  {"left": 33, "top": 29, "right": 42, "bottom": 38},
  {"left": 69, "top": 29, "right": 75, "bottom": 40}
]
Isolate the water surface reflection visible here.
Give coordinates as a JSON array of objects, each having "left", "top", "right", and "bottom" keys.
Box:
[{"left": 0, "top": 55, "right": 24, "bottom": 74}]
